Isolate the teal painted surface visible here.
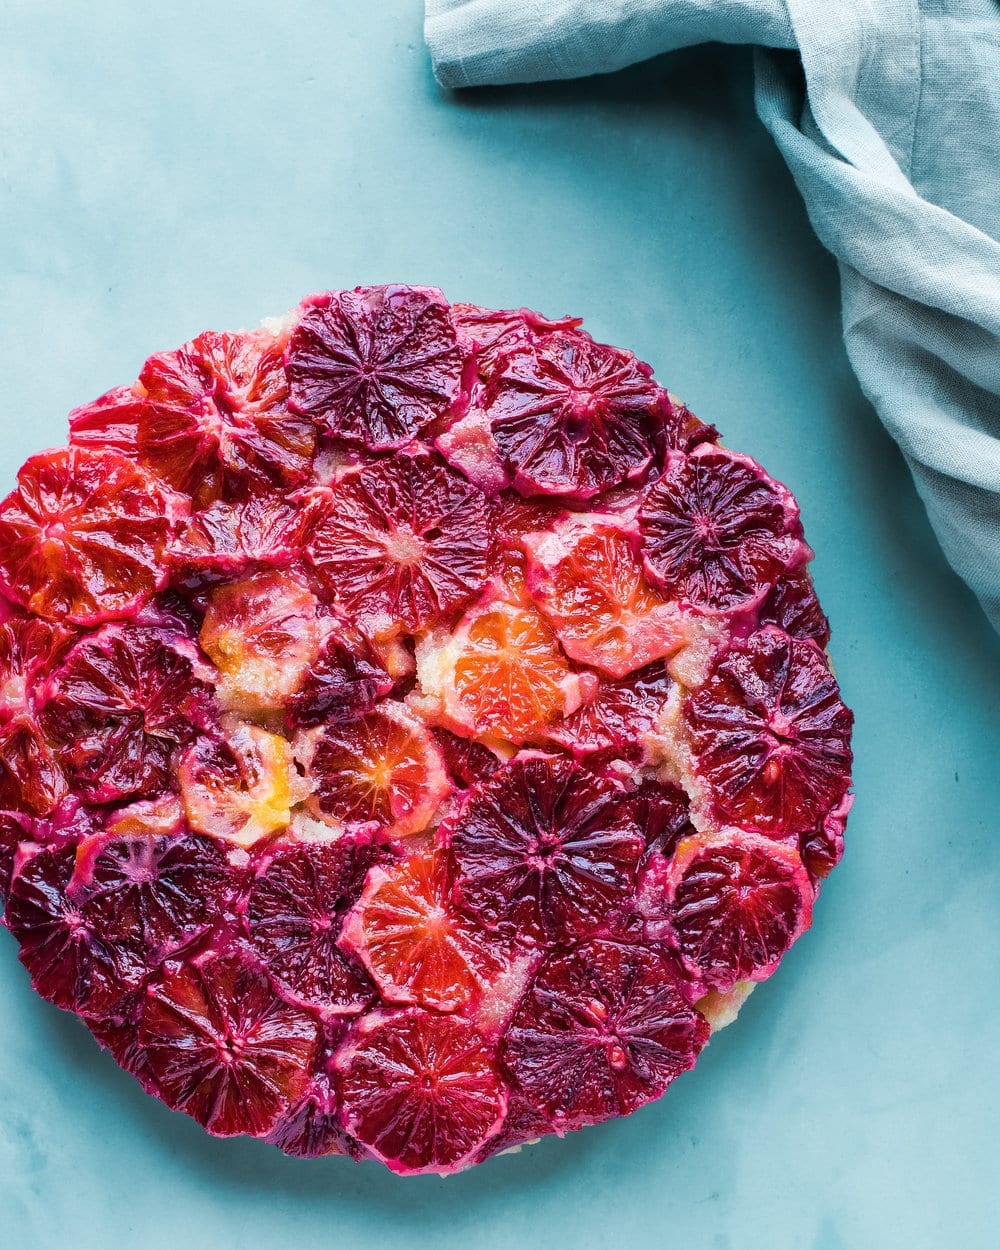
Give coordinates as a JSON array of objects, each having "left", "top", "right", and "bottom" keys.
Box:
[{"left": 1, "top": 4, "right": 998, "bottom": 1248}]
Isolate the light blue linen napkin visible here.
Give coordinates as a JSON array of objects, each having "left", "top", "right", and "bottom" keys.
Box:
[{"left": 425, "top": 0, "right": 1000, "bottom": 631}]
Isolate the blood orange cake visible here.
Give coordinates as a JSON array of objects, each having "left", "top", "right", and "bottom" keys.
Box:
[{"left": 0, "top": 285, "right": 853, "bottom": 1175}]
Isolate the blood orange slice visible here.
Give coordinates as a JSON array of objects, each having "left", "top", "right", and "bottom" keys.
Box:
[
  {"left": 0, "top": 810, "right": 31, "bottom": 907},
  {"left": 640, "top": 447, "right": 803, "bottom": 611},
  {"left": 247, "top": 838, "right": 384, "bottom": 1013},
  {"left": 523, "top": 514, "right": 687, "bottom": 678},
  {"left": 435, "top": 313, "right": 583, "bottom": 493},
  {"left": 69, "top": 330, "right": 315, "bottom": 505},
  {"left": 683, "top": 627, "right": 853, "bottom": 835},
  {"left": 547, "top": 659, "right": 673, "bottom": 764},
  {"left": 472, "top": 1093, "right": 557, "bottom": 1164},
  {"left": 632, "top": 778, "right": 697, "bottom": 859},
  {"left": 171, "top": 494, "right": 309, "bottom": 582},
  {"left": 192, "top": 327, "right": 291, "bottom": 412},
  {"left": 179, "top": 725, "right": 298, "bottom": 847},
  {"left": 484, "top": 497, "right": 564, "bottom": 599},
  {"left": 341, "top": 851, "right": 499, "bottom": 1012},
  {"left": 415, "top": 598, "right": 590, "bottom": 745},
  {"left": 3, "top": 844, "right": 135, "bottom": 1016},
  {"left": 447, "top": 753, "right": 643, "bottom": 943},
  {"left": 479, "top": 330, "right": 667, "bottom": 499},
  {"left": 286, "top": 626, "right": 393, "bottom": 730},
  {"left": 799, "top": 793, "right": 852, "bottom": 881},
  {"left": 189, "top": 328, "right": 317, "bottom": 492},
  {"left": 286, "top": 285, "right": 467, "bottom": 449},
  {"left": 298, "top": 702, "right": 449, "bottom": 838},
  {"left": 432, "top": 727, "right": 501, "bottom": 790},
  {"left": 0, "top": 719, "right": 65, "bottom": 818},
  {"left": 77, "top": 830, "right": 240, "bottom": 976},
  {"left": 335, "top": 1007, "right": 505, "bottom": 1174},
  {"left": 501, "top": 939, "right": 708, "bottom": 1128},
  {"left": 41, "top": 625, "right": 212, "bottom": 806},
  {"left": 757, "top": 565, "right": 831, "bottom": 647},
  {"left": 266, "top": 1069, "right": 356, "bottom": 1159},
  {"left": 307, "top": 450, "right": 490, "bottom": 636},
  {"left": 450, "top": 303, "right": 582, "bottom": 379},
  {"left": 0, "top": 448, "right": 178, "bottom": 626},
  {"left": 88, "top": 999, "right": 162, "bottom": 1096},
  {"left": 140, "top": 950, "right": 319, "bottom": 1137},
  {"left": 651, "top": 831, "right": 814, "bottom": 990},
  {"left": 104, "top": 793, "right": 186, "bottom": 838},
  {"left": 199, "top": 571, "right": 324, "bottom": 713},
  {"left": 0, "top": 613, "right": 75, "bottom": 721},
  {"left": 42, "top": 624, "right": 214, "bottom": 805}
]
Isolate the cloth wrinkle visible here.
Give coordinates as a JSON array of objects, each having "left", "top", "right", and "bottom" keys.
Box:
[{"left": 907, "top": 5, "right": 926, "bottom": 178}]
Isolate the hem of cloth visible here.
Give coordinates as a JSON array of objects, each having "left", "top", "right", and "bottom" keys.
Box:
[{"left": 782, "top": 0, "right": 922, "bottom": 181}]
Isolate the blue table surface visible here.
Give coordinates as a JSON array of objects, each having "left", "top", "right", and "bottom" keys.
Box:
[{"left": 2, "top": 4, "right": 998, "bottom": 1249}]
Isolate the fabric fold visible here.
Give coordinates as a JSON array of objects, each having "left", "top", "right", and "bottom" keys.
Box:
[{"left": 424, "top": 0, "right": 1000, "bottom": 630}]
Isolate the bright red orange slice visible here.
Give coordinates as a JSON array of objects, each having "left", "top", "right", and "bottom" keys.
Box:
[
  {"left": 523, "top": 514, "right": 688, "bottom": 678},
  {"left": 416, "top": 597, "right": 590, "bottom": 746},
  {"left": 341, "top": 851, "right": 499, "bottom": 1012}
]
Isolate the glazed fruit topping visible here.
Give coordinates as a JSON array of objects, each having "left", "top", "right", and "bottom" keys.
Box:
[
  {"left": 286, "top": 286, "right": 466, "bottom": 449},
  {"left": 447, "top": 754, "right": 644, "bottom": 943},
  {"left": 286, "top": 627, "right": 392, "bottom": 730},
  {"left": 42, "top": 624, "right": 214, "bottom": 805},
  {"left": 78, "top": 830, "right": 239, "bottom": 974},
  {"left": 5, "top": 844, "right": 126, "bottom": 1016},
  {"left": 0, "top": 448, "right": 178, "bottom": 625},
  {"left": 306, "top": 450, "right": 490, "bottom": 636},
  {"left": 0, "top": 811, "right": 31, "bottom": 905},
  {"left": 0, "top": 615, "right": 73, "bottom": 815},
  {"left": 450, "top": 303, "right": 582, "bottom": 379},
  {"left": 297, "top": 702, "right": 449, "bottom": 838},
  {"left": 199, "top": 572, "right": 324, "bottom": 714},
  {"left": 334, "top": 1007, "right": 505, "bottom": 1173},
  {"left": 179, "top": 725, "right": 299, "bottom": 847},
  {"left": 501, "top": 939, "right": 709, "bottom": 1128},
  {"left": 547, "top": 659, "right": 673, "bottom": 764},
  {"left": 171, "top": 494, "right": 309, "bottom": 581},
  {"left": 641, "top": 830, "right": 814, "bottom": 991},
  {"left": 477, "top": 330, "right": 668, "bottom": 499},
  {"left": 0, "top": 286, "right": 852, "bottom": 1176},
  {"left": 523, "top": 513, "right": 687, "bottom": 678},
  {"left": 683, "top": 627, "right": 853, "bottom": 835},
  {"left": 70, "top": 329, "right": 315, "bottom": 505},
  {"left": 757, "top": 565, "right": 831, "bottom": 647},
  {"left": 341, "top": 851, "right": 501, "bottom": 1014},
  {"left": 139, "top": 950, "right": 320, "bottom": 1137},
  {"left": 266, "top": 1067, "right": 357, "bottom": 1160},
  {"left": 640, "top": 448, "right": 803, "bottom": 611},
  {"left": 416, "top": 597, "right": 590, "bottom": 745},
  {"left": 247, "top": 838, "right": 384, "bottom": 1013}
]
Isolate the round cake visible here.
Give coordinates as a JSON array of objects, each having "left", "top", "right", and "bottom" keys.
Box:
[{"left": 0, "top": 285, "right": 853, "bottom": 1175}]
